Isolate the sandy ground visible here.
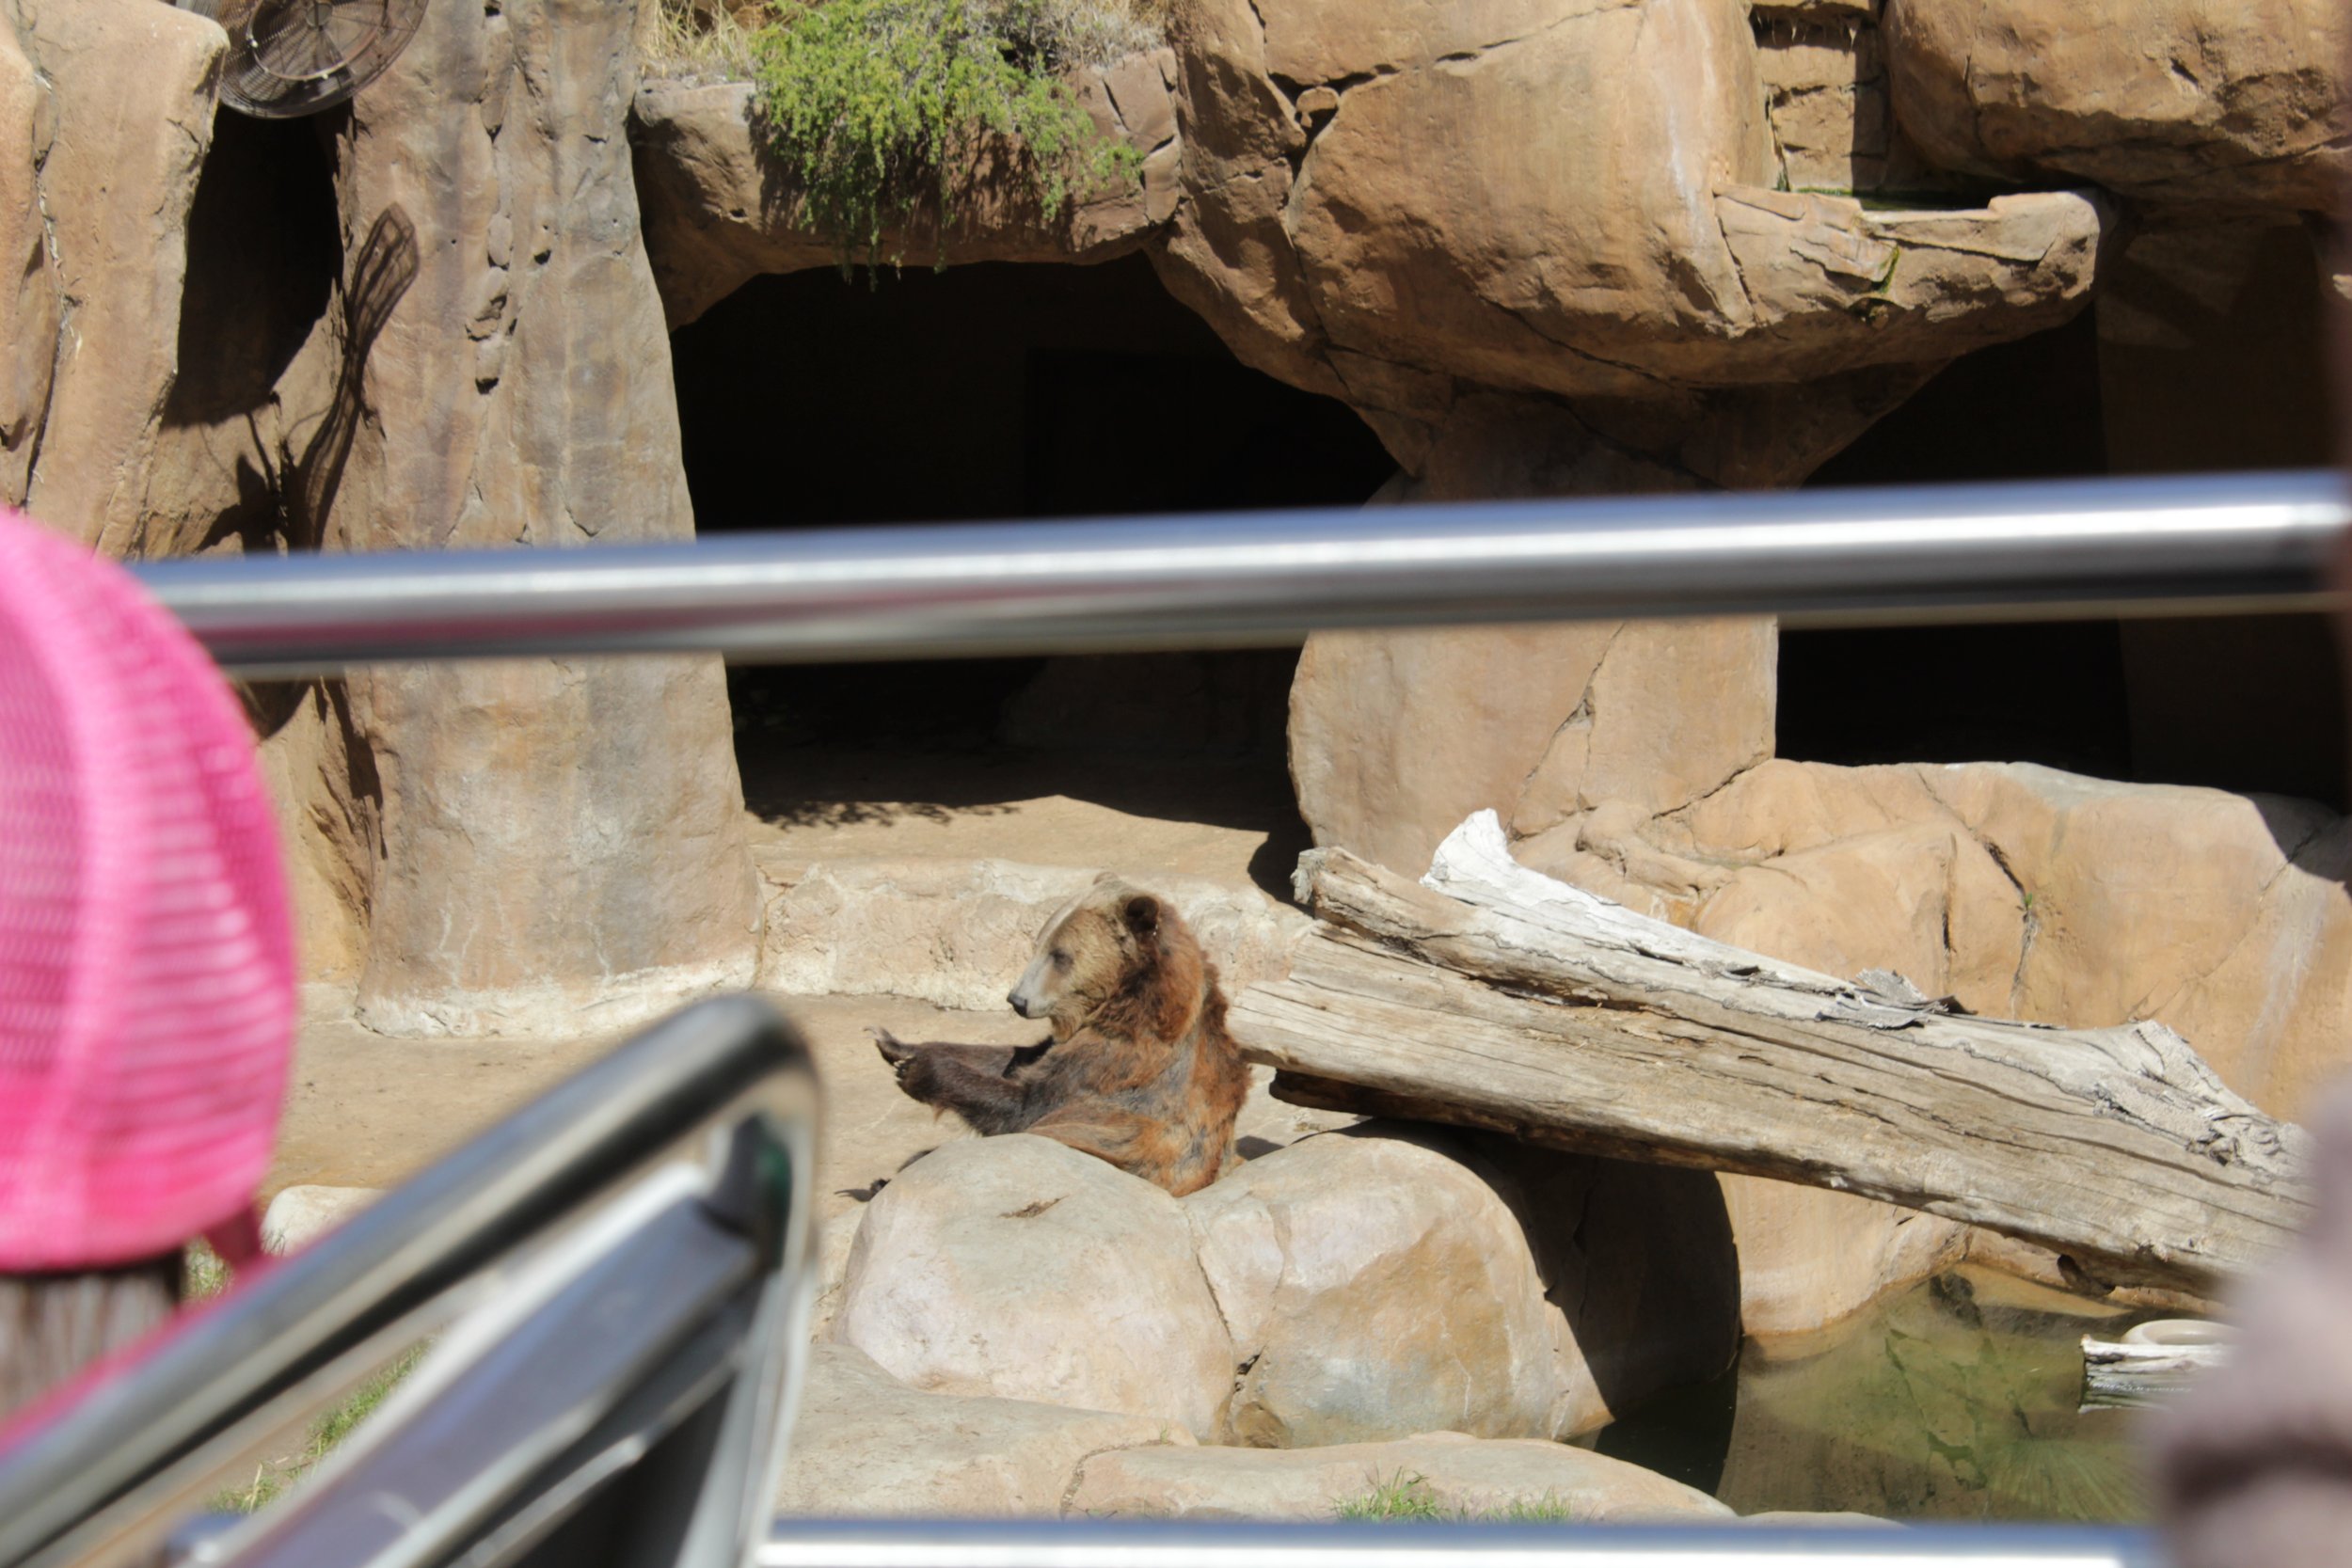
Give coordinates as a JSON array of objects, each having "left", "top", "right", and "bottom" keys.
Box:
[{"left": 267, "top": 743, "right": 1330, "bottom": 1251}]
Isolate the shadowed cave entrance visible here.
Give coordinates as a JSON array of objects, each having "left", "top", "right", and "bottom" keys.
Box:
[
  {"left": 669, "top": 255, "right": 1395, "bottom": 893},
  {"left": 1789, "top": 251, "right": 2348, "bottom": 812}
]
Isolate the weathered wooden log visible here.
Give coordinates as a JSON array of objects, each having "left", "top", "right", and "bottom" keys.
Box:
[
  {"left": 1231, "top": 812, "right": 2312, "bottom": 1297},
  {"left": 2080, "top": 1335, "right": 2232, "bottom": 1409}
]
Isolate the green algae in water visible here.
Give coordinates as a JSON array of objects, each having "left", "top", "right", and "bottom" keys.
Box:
[{"left": 1593, "top": 1267, "right": 2161, "bottom": 1523}]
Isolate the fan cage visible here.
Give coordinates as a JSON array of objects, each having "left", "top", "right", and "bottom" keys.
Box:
[{"left": 180, "top": 0, "right": 426, "bottom": 119}]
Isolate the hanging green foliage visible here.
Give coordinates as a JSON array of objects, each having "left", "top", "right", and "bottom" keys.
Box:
[{"left": 749, "top": 0, "right": 1152, "bottom": 271}]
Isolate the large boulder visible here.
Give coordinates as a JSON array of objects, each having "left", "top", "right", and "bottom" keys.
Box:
[
  {"left": 1153, "top": 0, "right": 2113, "bottom": 479},
  {"left": 777, "top": 1343, "right": 1191, "bottom": 1516},
  {"left": 1717, "top": 1178, "right": 1966, "bottom": 1340},
  {"left": 1884, "top": 0, "right": 2350, "bottom": 211},
  {"left": 1184, "top": 1128, "right": 1565, "bottom": 1447},
  {"left": 1184, "top": 1126, "right": 1740, "bottom": 1444},
  {"left": 830, "top": 1135, "right": 1234, "bottom": 1438},
  {"left": 1509, "top": 758, "right": 2352, "bottom": 1333},
  {"left": 1066, "top": 1431, "right": 1733, "bottom": 1521},
  {"left": 1519, "top": 758, "right": 2352, "bottom": 1119}
]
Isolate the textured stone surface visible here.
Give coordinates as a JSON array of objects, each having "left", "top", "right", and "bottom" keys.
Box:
[
  {"left": 0, "top": 13, "right": 53, "bottom": 510},
  {"left": 777, "top": 1343, "right": 1191, "bottom": 1515},
  {"left": 1513, "top": 758, "right": 2351, "bottom": 1114},
  {"left": 1066, "top": 1432, "right": 1732, "bottom": 1520},
  {"left": 1291, "top": 619, "right": 1775, "bottom": 879},
  {"left": 1184, "top": 1127, "right": 1739, "bottom": 1443},
  {"left": 1150, "top": 0, "right": 2112, "bottom": 482},
  {"left": 1718, "top": 1177, "right": 1965, "bottom": 1339},
  {"left": 1472, "top": 1136, "right": 1743, "bottom": 1433},
  {"left": 2, "top": 0, "right": 221, "bottom": 547},
  {"left": 831, "top": 1135, "right": 1232, "bottom": 1438},
  {"left": 1702, "top": 188, "right": 2111, "bottom": 383},
  {"left": 755, "top": 854, "right": 1305, "bottom": 1011},
  {"left": 635, "top": 51, "right": 1183, "bottom": 326},
  {"left": 1884, "top": 0, "right": 2350, "bottom": 210},
  {"left": 1508, "top": 757, "right": 2352, "bottom": 1331},
  {"left": 1184, "top": 1129, "right": 1563, "bottom": 1446},
  {"left": 312, "top": 0, "right": 758, "bottom": 1033}
]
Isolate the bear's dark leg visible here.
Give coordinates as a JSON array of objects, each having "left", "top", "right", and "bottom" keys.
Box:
[{"left": 868, "top": 1027, "right": 1044, "bottom": 1134}]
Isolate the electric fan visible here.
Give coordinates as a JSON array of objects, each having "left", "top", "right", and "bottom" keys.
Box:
[{"left": 180, "top": 0, "right": 427, "bottom": 119}]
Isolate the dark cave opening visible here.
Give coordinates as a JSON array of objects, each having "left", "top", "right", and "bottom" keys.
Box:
[
  {"left": 167, "top": 108, "right": 342, "bottom": 432},
  {"left": 1786, "top": 289, "right": 2348, "bottom": 810},
  {"left": 668, "top": 254, "right": 1395, "bottom": 880}
]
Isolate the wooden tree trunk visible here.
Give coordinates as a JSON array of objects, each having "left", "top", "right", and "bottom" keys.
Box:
[{"left": 1230, "top": 813, "right": 2312, "bottom": 1298}]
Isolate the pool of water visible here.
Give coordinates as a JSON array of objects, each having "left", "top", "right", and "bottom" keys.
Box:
[{"left": 1586, "top": 1266, "right": 2173, "bottom": 1522}]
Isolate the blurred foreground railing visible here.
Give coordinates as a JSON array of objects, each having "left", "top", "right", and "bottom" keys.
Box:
[
  {"left": 0, "top": 997, "right": 818, "bottom": 1568},
  {"left": 759, "top": 1520, "right": 2158, "bottom": 1567},
  {"left": 134, "top": 471, "right": 2348, "bottom": 677}
]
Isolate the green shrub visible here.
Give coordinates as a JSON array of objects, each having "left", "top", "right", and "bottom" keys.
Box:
[{"left": 748, "top": 0, "right": 1152, "bottom": 269}]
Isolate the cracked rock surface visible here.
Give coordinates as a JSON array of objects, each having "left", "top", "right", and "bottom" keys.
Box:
[
  {"left": 830, "top": 1121, "right": 1740, "bottom": 1447},
  {"left": 1884, "top": 0, "right": 2350, "bottom": 211}
]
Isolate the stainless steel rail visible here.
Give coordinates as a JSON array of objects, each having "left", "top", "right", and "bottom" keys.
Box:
[
  {"left": 759, "top": 1521, "right": 2159, "bottom": 1568},
  {"left": 134, "top": 471, "right": 2348, "bottom": 677}
]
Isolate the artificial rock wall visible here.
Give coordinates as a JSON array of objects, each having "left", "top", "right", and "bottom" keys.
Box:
[{"left": 0, "top": 0, "right": 758, "bottom": 1034}]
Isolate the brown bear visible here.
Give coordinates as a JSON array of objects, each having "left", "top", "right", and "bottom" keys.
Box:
[{"left": 867, "top": 875, "right": 1250, "bottom": 1197}]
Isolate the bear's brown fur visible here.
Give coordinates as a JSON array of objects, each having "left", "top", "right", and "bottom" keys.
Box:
[{"left": 868, "top": 876, "right": 1250, "bottom": 1197}]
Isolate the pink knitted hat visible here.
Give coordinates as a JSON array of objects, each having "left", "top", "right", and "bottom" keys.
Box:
[{"left": 0, "top": 512, "right": 294, "bottom": 1271}]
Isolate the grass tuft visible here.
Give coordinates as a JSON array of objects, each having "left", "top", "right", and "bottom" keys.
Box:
[
  {"left": 1336, "top": 1470, "right": 1574, "bottom": 1526},
  {"left": 205, "top": 1349, "right": 426, "bottom": 1514}
]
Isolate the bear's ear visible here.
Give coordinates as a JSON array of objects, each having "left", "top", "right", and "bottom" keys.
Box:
[
  {"left": 1091, "top": 869, "right": 1120, "bottom": 885},
  {"left": 1121, "top": 893, "right": 1161, "bottom": 940}
]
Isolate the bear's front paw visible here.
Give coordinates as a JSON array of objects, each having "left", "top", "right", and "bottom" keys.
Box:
[{"left": 868, "top": 1025, "right": 914, "bottom": 1066}]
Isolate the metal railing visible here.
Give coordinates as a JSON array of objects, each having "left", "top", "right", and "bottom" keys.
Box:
[
  {"left": 0, "top": 997, "right": 818, "bottom": 1568},
  {"left": 760, "top": 1520, "right": 2160, "bottom": 1568},
  {"left": 133, "top": 471, "right": 2348, "bottom": 675}
]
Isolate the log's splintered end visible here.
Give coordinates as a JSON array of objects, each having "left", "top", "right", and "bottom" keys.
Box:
[{"left": 1291, "top": 847, "right": 1338, "bottom": 909}]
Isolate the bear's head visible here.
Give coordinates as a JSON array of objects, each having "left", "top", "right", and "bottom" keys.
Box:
[{"left": 1008, "top": 874, "right": 1205, "bottom": 1041}]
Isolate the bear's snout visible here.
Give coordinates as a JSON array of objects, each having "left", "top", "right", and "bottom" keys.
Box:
[{"left": 1009, "top": 988, "right": 1041, "bottom": 1019}]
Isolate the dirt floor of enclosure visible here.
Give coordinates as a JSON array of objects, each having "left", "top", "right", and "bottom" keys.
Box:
[
  {"left": 735, "top": 743, "right": 1312, "bottom": 895},
  {"left": 270, "top": 989, "right": 1347, "bottom": 1283}
]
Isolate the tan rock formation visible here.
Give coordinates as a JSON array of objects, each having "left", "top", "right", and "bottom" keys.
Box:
[
  {"left": 2, "top": 0, "right": 223, "bottom": 548},
  {"left": 0, "top": 16, "right": 53, "bottom": 508},
  {"left": 1199, "top": 1124, "right": 1740, "bottom": 1445},
  {"left": 634, "top": 50, "right": 1183, "bottom": 326},
  {"left": 1884, "top": 0, "right": 2350, "bottom": 211},
  {"left": 1512, "top": 759, "right": 2352, "bottom": 1332},
  {"left": 777, "top": 1343, "right": 1192, "bottom": 1516},
  {"left": 310, "top": 0, "right": 759, "bottom": 1033},
  {"left": 0, "top": 0, "right": 759, "bottom": 1025},
  {"left": 1290, "top": 619, "right": 1776, "bottom": 880},
  {"left": 1187, "top": 1128, "right": 1568, "bottom": 1446},
  {"left": 1154, "top": 0, "right": 2113, "bottom": 479},
  {"left": 831, "top": 1134, "right": 1235, "bottom": 1438}
]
